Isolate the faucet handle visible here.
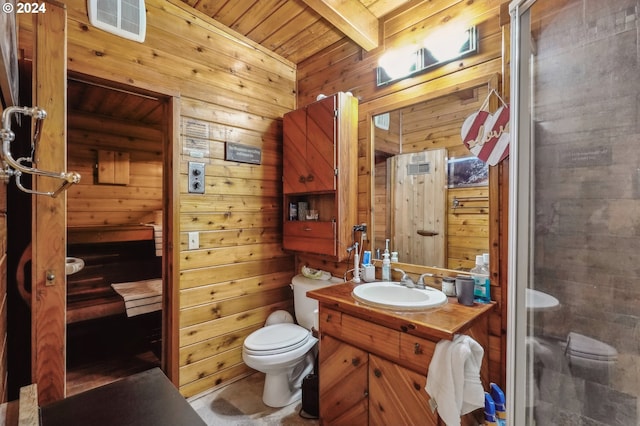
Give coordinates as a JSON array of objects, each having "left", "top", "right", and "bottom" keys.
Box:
[
  {"left": 416, "top": 273, "right": 434, "bottom": 289},
  {"left": 393, "top": 268, "right": 415, "bottom": 288}
]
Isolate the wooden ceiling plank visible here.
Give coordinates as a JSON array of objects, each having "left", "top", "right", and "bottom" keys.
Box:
[
  {"left": 232, "top": 0, "right": 288, "bottom": 36},
  {"left": 246, "top": 1, "right": 307, "bottom": 44},
  {"left": 301, "top": 0, "right": 379, "bottom": 51}
]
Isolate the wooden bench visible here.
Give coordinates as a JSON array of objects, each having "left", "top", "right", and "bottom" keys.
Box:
[{"left": 66, "top": 226, "right": 161, "bottom": 324}]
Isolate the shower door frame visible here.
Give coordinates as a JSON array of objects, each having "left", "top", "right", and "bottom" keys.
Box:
[{"left": 507, "top": 0, "right": 537, "bottom": 424}]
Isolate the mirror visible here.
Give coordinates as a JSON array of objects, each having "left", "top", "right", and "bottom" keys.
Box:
[{"left": 368, "top": 72, "right": 499, "bottom": 272}]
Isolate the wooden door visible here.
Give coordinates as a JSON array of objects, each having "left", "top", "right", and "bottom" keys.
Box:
[
  {"left": 31, "top": 2, "right": 67, "bottom": 404},
  {"left": 389, "top": 149, "right": 446, "bottom": 267},
  {"left": 368, "top": 354, "right": 437, "bottom": 426}
]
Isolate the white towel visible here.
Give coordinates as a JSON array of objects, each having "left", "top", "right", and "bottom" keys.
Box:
[
  {"left": 425, "top": 334, "right": 485, "bottom": 426},
  {"left": 149, "top": 224, "right": 162, "bottom": 256}
]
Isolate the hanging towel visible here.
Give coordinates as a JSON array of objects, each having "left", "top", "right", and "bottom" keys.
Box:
[
  {"left": 425, "top": 334, "right": 485, "bottom": 426},
  {"left": 146, "top": 223, "right": 163, "bottom": 256}
]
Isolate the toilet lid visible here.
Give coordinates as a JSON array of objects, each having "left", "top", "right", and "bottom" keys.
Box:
[
  {"left": 244, "top": 323, "right": 311, "bottom": 355},
  {"left": 566, "top": 332, "right": 618, "bottom": 361}
]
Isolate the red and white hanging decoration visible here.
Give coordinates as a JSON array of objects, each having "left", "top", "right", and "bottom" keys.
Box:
[{"left": 460, "top": 89, "right": 510, "bottom": 166}]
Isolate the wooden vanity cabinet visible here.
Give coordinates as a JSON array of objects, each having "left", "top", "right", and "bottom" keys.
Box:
[
  {"left": 282, "top": 92, "right": 357, "bottom": 261},
  {"left": 317, "top": 303, "right": 489, "bottom": 425}
]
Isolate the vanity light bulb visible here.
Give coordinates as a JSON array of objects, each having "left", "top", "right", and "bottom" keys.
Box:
[
  {"left": 424, "top": 25, "right": 470, "bottom": 62},
  {"left": 378, "top": 46, "right": 418, "bottom": 80}
]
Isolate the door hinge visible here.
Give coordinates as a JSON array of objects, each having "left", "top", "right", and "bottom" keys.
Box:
[
  {"left": 334, "top": 168, "right": 338, "bottom": 176},
  {"left": 334, "top": 108, "right": 338, "bottom": 118}
]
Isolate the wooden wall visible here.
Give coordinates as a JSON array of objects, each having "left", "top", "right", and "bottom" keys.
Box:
[
  {"left": 296, "top": 0, "right": 509, "bottom": 389},
  {"left": 67, "top": 101, "right": 164, "bottom": 227},
  {"left": 18, "top": 0, "right": 297, "bottom": 398},
  {"left": 0, "top": 180, "right": 6, "bottom": 402}
]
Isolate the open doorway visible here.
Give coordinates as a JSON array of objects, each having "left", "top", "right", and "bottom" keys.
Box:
[{"left": 64, "top": 76, "right": 172, "bottom": 395}]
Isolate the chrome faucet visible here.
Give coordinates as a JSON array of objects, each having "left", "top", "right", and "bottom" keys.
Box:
[
  {"left": 416, "top": 273, "right": 434, "bottom": 289},
  {"left": 393, "top": 268, "right": 415, "bottom": 288}
]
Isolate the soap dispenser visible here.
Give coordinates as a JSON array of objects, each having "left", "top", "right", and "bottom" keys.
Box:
[
  {"left": 381, "top": 239, "right": 391, "bottom": 281},
  {"left": 381, "top": 252, "right": 391, "bottom": 281}
]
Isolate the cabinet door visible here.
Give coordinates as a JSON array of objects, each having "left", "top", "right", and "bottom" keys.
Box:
[
  {"left": 319, "top": 334, "right": 368, "bottom": 426},
  {"left": 283, "top": 95, "right": 337, "bottom": 194},
  {"left": 283, "top": 106, "right": 308, "bottom": 194},
  {"left": 369, "top": 354, "right": 438, "bottom": 426},
  {"left": 304, "top": 95, "right": 337, "bottom": 192}
]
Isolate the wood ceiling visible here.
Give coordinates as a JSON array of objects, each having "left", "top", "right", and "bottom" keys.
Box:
[{"left": 179, "top": 0, "right": 415, "bottom": 64}]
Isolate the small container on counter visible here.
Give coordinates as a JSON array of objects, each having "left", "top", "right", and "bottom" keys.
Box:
[{"left": 441, "top": 277, "right": 456, "bottom": 296}]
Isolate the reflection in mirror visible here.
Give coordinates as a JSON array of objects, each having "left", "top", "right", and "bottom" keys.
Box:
[{"left": 373, "top": 86, "right": 490, "bottom": 271}]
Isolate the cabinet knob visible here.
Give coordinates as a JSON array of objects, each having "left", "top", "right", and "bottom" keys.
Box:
[
  {"left": 299, "top": 175, "right": 306, "bottom": 183},
  {"left": 306, "top": 174, "right": 314, "bottom": 182},
  {"left": 373, "top": 368, "right": 382, "bottom": 378},
  {"left": 414, "top": 343, "right": 423, "bottom": 355}
]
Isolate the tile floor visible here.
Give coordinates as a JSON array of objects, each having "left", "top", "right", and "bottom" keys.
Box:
[{"left": 189, "top": 372, "right": 319, "bottom": 426}]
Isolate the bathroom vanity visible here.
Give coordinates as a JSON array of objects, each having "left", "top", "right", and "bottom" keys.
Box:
[{"left": 307, "top": 281, "right": 494, "bottom": 426}]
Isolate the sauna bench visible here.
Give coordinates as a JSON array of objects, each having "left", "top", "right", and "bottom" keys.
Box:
[
  {"left": 307, "top": 281, "right": 495, "bottom": 425},
  {"left": 68, "top": 225, "right": 154, "bottom": 244},
  {"left": 66, "top": 227, "right": 161, "bottom": 323}
]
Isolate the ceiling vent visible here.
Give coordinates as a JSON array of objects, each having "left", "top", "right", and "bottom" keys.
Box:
[{"left": 88, "top": 0, "right": 146, "bottom": 43}]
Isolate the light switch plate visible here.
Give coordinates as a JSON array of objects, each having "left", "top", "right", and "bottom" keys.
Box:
[
  {"left": 188, "top": 162, "right": 205, "bottom": 194},
  {"left": 188, "top": 232, "right": 199, "bottom": 250}
]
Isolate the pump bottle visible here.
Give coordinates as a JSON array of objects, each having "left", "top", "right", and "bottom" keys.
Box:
[
  {"left": 381, "top": 239, "right": 391, "bottom": 281},
  {"left": 381, "top": 252, "right": 391, "bottom": 281}
]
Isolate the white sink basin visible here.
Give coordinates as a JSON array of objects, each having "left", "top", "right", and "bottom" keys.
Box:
[
  {"left": 65, "top": 257, "right": 85, "bottom": 275},
  {"left": 352, "top": 282, "right": 448, "bottom": 311},
  {"left": 526, "top": 288, "right": 559, "bottom": 311}
]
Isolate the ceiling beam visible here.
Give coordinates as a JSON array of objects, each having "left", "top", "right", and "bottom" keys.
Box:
[{"left": 302, "top": 0, "right": 379, "bottom": 51}]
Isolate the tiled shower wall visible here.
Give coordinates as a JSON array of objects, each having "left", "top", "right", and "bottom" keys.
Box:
[{"left": 530, "top": 0, "right": 640, "bottom": 424}]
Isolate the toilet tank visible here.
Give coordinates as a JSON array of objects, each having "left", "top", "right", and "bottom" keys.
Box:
[{"left": 291, "top": 274, "right": 343, "bottom": 330}]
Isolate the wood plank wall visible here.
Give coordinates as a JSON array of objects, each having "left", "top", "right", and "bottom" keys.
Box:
[
  {"left": 18, "top": 0, "right": 297, "bottom": 398},
  {"left": 67, "top": 108, "right": 164, "bottom": 227},
  {"left": 0, "top": 180, "right": 6, "bottom": 402},
  {"left": 296, "top": 0, "right": 509, "bottom": 389}
]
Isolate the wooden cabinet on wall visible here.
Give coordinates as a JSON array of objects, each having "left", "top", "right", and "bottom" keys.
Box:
[{"left": 282, "top": 92, "right": 357, "bottom": 261}]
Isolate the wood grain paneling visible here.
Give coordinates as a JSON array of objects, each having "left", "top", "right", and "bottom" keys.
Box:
[
  {"left": 297, "top": 0, "right": 509, "bottom": 392},
  {"left": 0, "top": 188, "right": 6, "bottom": 403},
  {"left": 67, "top": 90, "right": 164, "bottom": 227},
  {"left": 14, "top": 0, "right": 510, "bottom": 403},
  {"left": 18, "top": 0, "right": 297, "bottom": 399}
]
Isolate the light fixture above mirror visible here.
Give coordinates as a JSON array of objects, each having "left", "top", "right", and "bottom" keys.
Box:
[{"left": 376, "top": 26, "right": 478, "bottom": 87}]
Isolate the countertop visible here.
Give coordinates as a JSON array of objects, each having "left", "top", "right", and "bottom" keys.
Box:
[{"left": 308, "top": 281, "right": 495, "bottom": 342}]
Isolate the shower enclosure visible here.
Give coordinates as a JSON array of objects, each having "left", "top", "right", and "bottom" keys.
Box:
[{"left": 509, "top": 0, "right": 640, "bottom": 424}]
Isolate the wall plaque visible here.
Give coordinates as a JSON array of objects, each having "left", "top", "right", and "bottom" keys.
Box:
[{"left": 225, "top": 142, "right": 261, "bottom": 165}]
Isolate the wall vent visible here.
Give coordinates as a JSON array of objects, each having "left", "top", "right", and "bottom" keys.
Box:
[
  {"left": 88, "top": 0, "right": 146, "bottom": 43},
  {"left": 407, "top": 162, "right": 431, "bottom": 175}
]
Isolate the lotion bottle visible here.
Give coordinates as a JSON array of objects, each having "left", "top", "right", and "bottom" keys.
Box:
[
  {"left": 381, "top": 239, "right": 391, "bottom": 281},
  {"left": 381, "top": 252, "right": 391, "bottom": 281}
]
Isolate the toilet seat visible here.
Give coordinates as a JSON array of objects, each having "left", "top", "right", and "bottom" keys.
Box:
[
  {"left": 565, "top": 332, "right": 618, "bottom": 362},
  {"left": 244, "top": 323, "right": 311, "bottom": 356}
]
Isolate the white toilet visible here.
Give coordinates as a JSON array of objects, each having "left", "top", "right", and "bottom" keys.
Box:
[
  {"left": 242, "top": 274, "right": 342, "bottom": 407},
  {"left": 564, "top": 332, "right": 618, "bottom": 384}
]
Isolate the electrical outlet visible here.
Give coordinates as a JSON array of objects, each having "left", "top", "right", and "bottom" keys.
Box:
[
  {"left": 353, "top": 223, "right": 367, "bottom": 232},
  {"left": 188, "top": 232, "right": 199, "bottom": 250}
]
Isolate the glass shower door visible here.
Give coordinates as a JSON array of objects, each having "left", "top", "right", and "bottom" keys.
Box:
[{"left": 509, "top": 0, "right": 640, "bottom": 424}]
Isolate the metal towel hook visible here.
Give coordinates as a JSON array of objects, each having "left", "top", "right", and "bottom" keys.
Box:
[{"left": 0, "top": 106, "right": 81, "bottom": 197}]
